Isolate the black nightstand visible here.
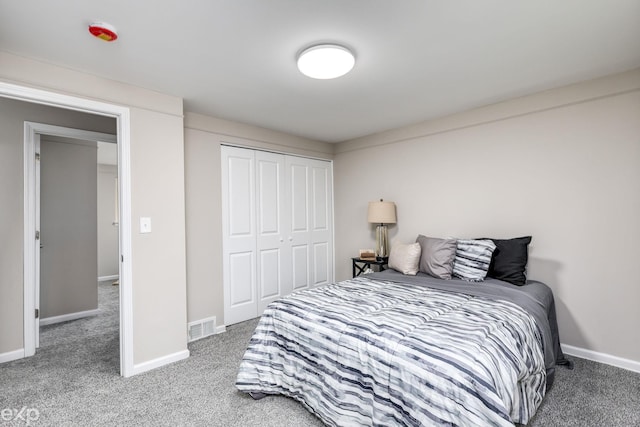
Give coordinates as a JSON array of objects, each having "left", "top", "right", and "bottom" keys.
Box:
[{"left": 352, "top": 257, "right": 388, "bottom": 278}]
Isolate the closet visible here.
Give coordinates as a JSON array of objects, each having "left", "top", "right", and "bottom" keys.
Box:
[{"left": 221, "top": 146, "right": 334, "bottom": 325}]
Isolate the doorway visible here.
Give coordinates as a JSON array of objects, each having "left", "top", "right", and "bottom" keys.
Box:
[
  {"left": 29, "top": 126, "right": 117, "bottom": 353},
  {"left": 0, "top": 80, "right": 136, "bottom": 377}
]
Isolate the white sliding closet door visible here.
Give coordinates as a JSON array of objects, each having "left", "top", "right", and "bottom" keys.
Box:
[
  {"left": 287, "top": 157, "right": 311, "bottom": 291},
  {"left": 221, "top": 147, "right": 258, "bottom": 325},
  {"left": 309, "top": 158, "right": 333, "bottom": 288},
  {"left": 256, "top": 151, "right": 290, "bottom": 313},
  {"left": 286, "top": 156, "right": 333, "bottom": 291},
  {"left": 222, "top": 146, "right": 333, "bottom": 326}
]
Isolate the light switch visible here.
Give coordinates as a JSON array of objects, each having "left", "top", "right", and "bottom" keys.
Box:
[{"left": 140, "top": 217, "right": 152, "bottom": 233}]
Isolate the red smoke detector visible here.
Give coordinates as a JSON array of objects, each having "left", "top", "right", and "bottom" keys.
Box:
[{"left": 88, "top": 22, "right": 118, "bottom": 42}]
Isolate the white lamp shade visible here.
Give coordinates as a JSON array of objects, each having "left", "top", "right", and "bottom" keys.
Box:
[
  {"left": 367, "top": 201, "right": 396, "bottom": 224},
  {"left": 297, "top": 44, "right": 355, "bottom": 79}
]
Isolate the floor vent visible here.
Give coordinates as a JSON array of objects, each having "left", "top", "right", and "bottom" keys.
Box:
[{"left": 188, "top": 317, "right": 218, "bottom": 342}]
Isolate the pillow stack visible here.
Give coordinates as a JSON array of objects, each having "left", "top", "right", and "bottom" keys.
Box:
[{"left": 385, "top": 234, "right": 532, "bottom": 285}]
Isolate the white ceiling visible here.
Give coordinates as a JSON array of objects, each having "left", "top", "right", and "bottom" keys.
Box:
[{"left": 1, "top": 1, "right": 639, "bottom": 143}]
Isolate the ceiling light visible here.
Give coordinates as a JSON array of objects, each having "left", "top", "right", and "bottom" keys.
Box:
[{"left": 297, "top": 44, "right": 355, "bottom": 79}]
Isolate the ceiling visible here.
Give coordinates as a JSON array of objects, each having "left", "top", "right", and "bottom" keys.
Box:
[{"left": 1, "top": 1, "right": 639, "bottom": 143}]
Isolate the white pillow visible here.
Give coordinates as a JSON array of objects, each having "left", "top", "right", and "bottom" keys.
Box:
[{"left": 388, "top": 242, "right": 422, "bottom": 275}]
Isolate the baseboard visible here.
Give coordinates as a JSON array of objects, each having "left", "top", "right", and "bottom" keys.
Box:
[
  {"left": 0, "top": 349, "right": 25, "bottom": 364},
  {"left": 131, "top": 349, "right": 190, "bottom": 376},
  {"left": 98, "top": 275, "right": 119, "bottom": 282},
  {"left": 39, "top": 309, "right": 100, "bottom": 326},
  {"left": 561, "top": 343, "right": 640, "bottom": 374},
  {"left": 216, "top": 325, "right": 226, "bottom": 334}
]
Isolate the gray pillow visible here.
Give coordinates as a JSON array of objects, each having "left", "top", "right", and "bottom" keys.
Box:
[{"left": 415, "top": 235, "right": 457, "bottom": 279}]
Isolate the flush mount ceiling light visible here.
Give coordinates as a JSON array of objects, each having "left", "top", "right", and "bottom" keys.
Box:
[{"left": 297, "top": 44, "right": 355, "bottom": 79}]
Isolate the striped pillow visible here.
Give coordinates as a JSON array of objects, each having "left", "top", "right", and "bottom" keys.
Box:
[{"left": 452, "top": 239, "right": 497, "bottom": 282}]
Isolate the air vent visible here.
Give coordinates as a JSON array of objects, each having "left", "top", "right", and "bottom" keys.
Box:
[
  {"left": 203, "top": 319, "right": 216, "bottom": 336},
  {"left": 189, "top": 323, "right": 203, "bottom": 341},
  {"left": 188, "top": 316, "right": 219, "bottom": 342}
]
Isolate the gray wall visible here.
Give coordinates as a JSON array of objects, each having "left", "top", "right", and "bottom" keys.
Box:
[
  {"left": 333, "top": 69, "right": 640, "bottom": 364},
  {"left": 98, "top": 163, "right": 119, "bottom": 278},
  {"left": 0, "top": 96, "right": 115, "bottom": 353},
  {"left": 40, "top": 137, "right": 98, "bottom": 318}
]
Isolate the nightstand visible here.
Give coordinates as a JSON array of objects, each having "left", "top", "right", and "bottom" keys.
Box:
[{"left": 352, "top": 257, "right": 388, "bottom": 278}]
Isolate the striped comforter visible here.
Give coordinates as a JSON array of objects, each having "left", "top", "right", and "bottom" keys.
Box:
[{"left": 236, "top": 277, "right": 546, "bottom": 426}]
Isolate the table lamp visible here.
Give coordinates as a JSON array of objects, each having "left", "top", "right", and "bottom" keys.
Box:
[{"left": 367, "top": 199, "right": 397, "bottom": 261}]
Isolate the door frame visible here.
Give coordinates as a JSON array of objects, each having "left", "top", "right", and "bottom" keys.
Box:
[
  {"left": 0, "top": 80, "right": 135, "bottom": 377},
  {"left": 26, "top": 123, "right": 117, "bottom": 349}
]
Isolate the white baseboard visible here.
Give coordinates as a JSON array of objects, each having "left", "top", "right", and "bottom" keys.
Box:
[
  {"left": 562, "top": 343, "right": 640, "bottom": 374},
  {"left": 0, "top": 349, "right": 25, "bottom": 364},
  {"left": 98, "top": 275, "right": 119, "bottom": 282},
  {"left": 131, "top": 349, "right": 190, "bottom": 376},
  {"left": 39, "top": 309, "right": 100, "bottom": 326},
  {"left": 216, "top": 325, "right": 226, "bottom": 334}
]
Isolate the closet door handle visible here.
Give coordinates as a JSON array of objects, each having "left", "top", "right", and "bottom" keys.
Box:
[
  {"left": 288, "top": 236, "right": 293, "bottom": 242},
  {"left": 279, "top": 237, "right": 284, "bottom": 243}
]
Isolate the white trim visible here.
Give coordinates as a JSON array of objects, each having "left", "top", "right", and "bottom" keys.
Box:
[
  {"left": 98, "top": 275, "right": 119, "bottom": 282},
  {"left": 329, "top": 159, "right": 336, "bottom": 284},
  {"left": 215, "top": 325, "right": 226, "bottom": 334},
  {"left": 131, "top": 350, "right": 190, "bottom": 376},
  {"left": 0, "top": 349, "right": 25, "bottom": 364},
  {"left": 1, "top": 80, "right": 134, "bottom": 378},
  {"left": 115, "top": 106, "right": 134, "bottom": 378},
  {"left": 220, "top": 141, "right": 330, "bottom": 162},
  {"left": 23, "top": 124, "right": 36, "bottom": 356},
  {"left": 25, "top": 123, "right": 116, "bottom": 143},
  {"left": 39, "top": 309, "right": 100, "bottom": 326},
  {"left": 562, "top": 344, "right": 640, "bottom": 374}
]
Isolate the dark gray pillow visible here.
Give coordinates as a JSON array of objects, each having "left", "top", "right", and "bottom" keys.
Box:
[
  {"left": 483, "top": 236, "right": 532, "bottom": 286},
  {"left": 415, "top": 235, "right": 457, "bottom": 279}
]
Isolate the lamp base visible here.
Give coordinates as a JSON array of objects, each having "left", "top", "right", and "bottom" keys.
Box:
[
  {"left": 376, "top": 256, "right": 388, "bottom": 263},
  {"left": 375, "top": 224, "right": 389, "bottom": 261}
]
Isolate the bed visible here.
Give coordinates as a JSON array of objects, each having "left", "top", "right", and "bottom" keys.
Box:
[{"left": 236, "top": 269, "right": 569, "bottom": 426}]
